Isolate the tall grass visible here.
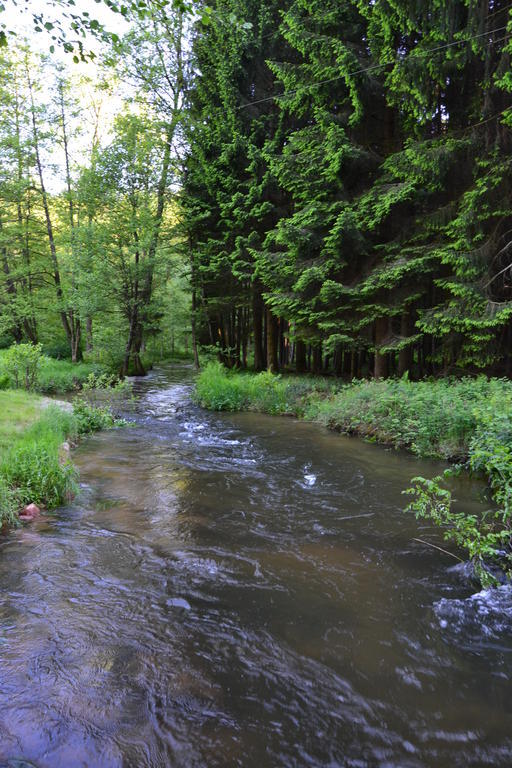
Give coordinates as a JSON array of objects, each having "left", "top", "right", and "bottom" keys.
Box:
[
  {"left": 0, "top": 388, "right": 127, "bottom": 528},
  {"left": 196, "top": 363, "right": 512, "bottom": 461},
  {"left": 195, "top": 361, "right": 333, "bottom": 415},
  {"left": 0, "top": 349, "right": 105, "bottom": 394},
  {"left": 0, "top": 406, "right": 78, "bottom": 527}
]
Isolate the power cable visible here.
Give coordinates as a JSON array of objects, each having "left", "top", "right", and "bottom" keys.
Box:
[{"left": 237, "top": 24, "right": 510, "bottom": 110}]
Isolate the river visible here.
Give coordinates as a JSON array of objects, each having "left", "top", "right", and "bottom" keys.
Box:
[{"left": 0, "top": 364, "right": 511, "bottom": 767}]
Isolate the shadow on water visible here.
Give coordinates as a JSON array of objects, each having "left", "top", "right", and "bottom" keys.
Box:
[{"left": 0, "top": 363, "right": 511, "bottom": 767}]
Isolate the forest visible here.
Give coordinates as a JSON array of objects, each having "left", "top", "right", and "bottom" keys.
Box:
[
  {"left": 0, "top": 1, "right": 511, "bottom": 380},
  {"left": 1, "top": 3, "right": 512, "bottom": 766}
]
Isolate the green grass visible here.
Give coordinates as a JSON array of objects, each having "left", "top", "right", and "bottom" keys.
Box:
[
  {"left": 0, "top": 394, "right": 78, "bottom": 528},
  {"left": 0, "top": 390, "right": 45, "bottom": 458},
  {"left": 195, "top": 361, "right": 333, "bottom": 415},
  {"left": 0, "top": 349, "right": 105, "bottom": 394}
]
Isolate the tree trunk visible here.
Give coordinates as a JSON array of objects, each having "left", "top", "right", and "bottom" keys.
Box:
[
  {"left": 398, "top": 310, "right": 414, "bottom": 377},
  {"left": 374, "top": 317, "right": 389, "bottom": 379},
  {"left": 253, "top": 284, "right": 264, "bottom": 371},
  {"left": 312, "top": 343, "right": 322, "bottom": 374},
  {"left": 86, "top": 316, "right": 93, "bottom": 352},
  {"left": 295, "top": 340, "right": 306, "bottom": 373},
  {"left": 266, "top": 308, "right": 279, "bottom": 372},
  {"left": 27, "top": 64, "right": 72, "bottom": 344}
]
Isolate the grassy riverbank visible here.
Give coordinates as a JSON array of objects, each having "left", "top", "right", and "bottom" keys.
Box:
[
  {"left": 196, "top": 363, "right": 512, "bottom": 582},
  {"left": 0, "top": 349, "right": 104, "bottom": 394},
  {"left": 196, "top": 363, "right": 510, "bottom": 459},
  {"left": 0, "top": 389, "right": 124, "bottom": 529}
]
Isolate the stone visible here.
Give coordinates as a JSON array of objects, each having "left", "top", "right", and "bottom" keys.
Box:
[{"left": 19, "top": 503, "right": 41, "bottom": 521}]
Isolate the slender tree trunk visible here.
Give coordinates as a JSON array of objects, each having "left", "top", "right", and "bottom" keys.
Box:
[
  {"left": 374, "top": 317, "right": 389, "bottom": 379},
  {"left": 0, "top": 238, "right": 23, "bottom": 342},
  {"left": 266, "top": 308, "right": 279, "bottom": 372},
  {"left": 312, "top": 343, "right": 322, "bottom": 374},
  {"left": 191, "top": 287, "right": 200, "bottom": 369},
  {"left": 27, "top": 64, "right": 72, "bottom": 343},
  {"left": 86, "top": 316, "right": 93, "bottom": 352},
  {"left": 58, "top": 78, "right": 82, "bottom": 362},
  {"left": 398, "top": 310, "right": 414, "bottom": 377},
  {"left": 252, "top": 283, "right": 264, "bottom": 370},
  {"left": 13, "top": 78, "right": 37, "bottom": 343},
  {"left": 296, "top": 339, "right": 306, "bottom": 373}
]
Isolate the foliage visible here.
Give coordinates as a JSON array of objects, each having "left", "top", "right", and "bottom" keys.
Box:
[
  {"left": 183, "top": 0, "right": 512, "bottom": 378},
  {"left": 0, "top": 406, "right": 78, "bottom": 513},
  {"left": 0, "top": 348, "right": 104, "bottom": 394},
  {"left": 72, "top": 399, "right": 123, "bottom": 434},
  {"left": 72, "top": 373, "right": 131, "bottom": 431},
  {"left": 195, "top": 361, "right": 332, "bottom": 415},
  {"left": 404, "top": 476, "right": 512, "bottom": 587},
  {"left": 2, "top": 343, "right": 43, "bottom": 390}
]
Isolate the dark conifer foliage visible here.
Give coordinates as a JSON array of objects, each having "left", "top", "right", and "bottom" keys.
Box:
[{"left": 184, "top": 0, "right": 512, "bottom": 377}]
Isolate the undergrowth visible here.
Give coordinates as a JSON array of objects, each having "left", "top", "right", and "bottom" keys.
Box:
[{"left": 0, "top": 347, "right": 108, "bottom": 394}]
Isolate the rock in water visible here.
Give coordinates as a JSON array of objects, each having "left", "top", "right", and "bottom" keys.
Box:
[{"left": 19, "top": 503, "right": 41, "bottom": 521}]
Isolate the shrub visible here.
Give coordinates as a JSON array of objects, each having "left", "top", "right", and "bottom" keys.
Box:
[
  {"left": 78, "top": 372, "right": 132, "bottom": 413},
  {"left": 2, "top": 343, "right": 43, "bottom": 390},
  {"left": 72, "top": 399, "right": 122, "bottom": 434}
]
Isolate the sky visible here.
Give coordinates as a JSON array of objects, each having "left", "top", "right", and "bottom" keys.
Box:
[
  {"left": 0, "top": 0, "right": 132, "bottom": 191},
  {"left": 1, "top": 0, "right": 130, "bottom": 56}
]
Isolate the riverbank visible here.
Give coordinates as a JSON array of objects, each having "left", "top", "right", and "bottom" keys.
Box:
[
  {"left": 0, "top": 389, "right": 125, "bottom": 529},
  {"left": 0, "top": 349, "right": 106, "bottom": 394},
  {"left": 196, "top": 363, "right": 512, "bottom": 582}
]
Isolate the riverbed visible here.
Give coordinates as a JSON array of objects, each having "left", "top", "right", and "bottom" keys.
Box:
[{"left": 0, "top": 364, "right": 511, "bottom": 767}]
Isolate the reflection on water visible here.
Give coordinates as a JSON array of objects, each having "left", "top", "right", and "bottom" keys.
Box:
[{"left": 0, "top": 364, "right": 511, "bottom": 767}]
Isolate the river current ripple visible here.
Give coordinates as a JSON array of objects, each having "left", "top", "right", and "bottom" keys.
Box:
[{"left": 0, "top": 364, "right": 511, "bottom": 767}]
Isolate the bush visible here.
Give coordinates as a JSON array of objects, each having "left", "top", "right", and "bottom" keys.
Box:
[
  {"left": 72, "top": 399, "right": 123, "bottom": 434},
  {"left": 2, "top": 343, "right": 43, "bottom": 390},
  {"left": 79, "top": 372, "right": 132, "bottom": 412}
]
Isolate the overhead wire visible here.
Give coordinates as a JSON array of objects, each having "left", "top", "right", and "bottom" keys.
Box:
[{"left": 237, "top": 24, "right": 510, "bottom": 110}]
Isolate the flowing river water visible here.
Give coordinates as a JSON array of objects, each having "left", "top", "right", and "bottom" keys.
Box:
[{"left": 0, "top": 364, "right": 511, "bottom": 768}]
